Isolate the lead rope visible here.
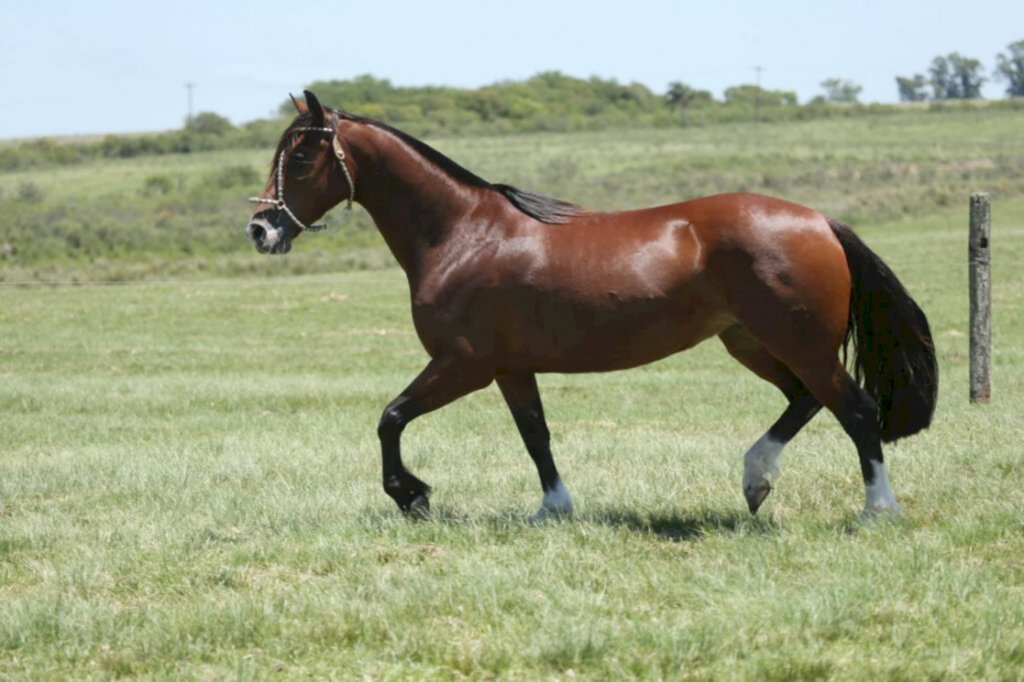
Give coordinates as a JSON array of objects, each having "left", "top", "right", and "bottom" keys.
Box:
[{"left": 248, "top": 125, "right": 354, "bottom": 233}]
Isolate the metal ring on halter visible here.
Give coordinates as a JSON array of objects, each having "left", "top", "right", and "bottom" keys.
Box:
[{"left": 248, "top": 124, "right": 354, "bottom": 233}]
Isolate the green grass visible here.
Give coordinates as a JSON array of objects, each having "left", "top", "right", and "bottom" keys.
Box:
[{"left": 2, "top": 193, "right": 1024, "bottom": 677}]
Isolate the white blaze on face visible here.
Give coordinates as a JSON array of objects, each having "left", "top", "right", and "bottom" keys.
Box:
[
  {"left": 261, "top": 225, "right": 285, "bottom": 250},
  {"left": 246, "top": 217, "right": 288, "bottom": 254}
]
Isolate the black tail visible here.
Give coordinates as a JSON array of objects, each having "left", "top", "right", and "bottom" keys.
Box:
[{"left": 829, "top": 220, "right": 938, "bottom": 442}]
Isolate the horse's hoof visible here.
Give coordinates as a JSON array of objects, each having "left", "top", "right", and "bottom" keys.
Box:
[
  {"left": 745, "top": 483, "right": 772, "bottom": 515},
  {"left": 405, "top": 494, "right": 431, "bottom": 520},
  {"left": 530, "top": 506, "right": 572, "bottom": 525},
  {"left": 860, "top": 503, "right": 902, "bottom": 522}
]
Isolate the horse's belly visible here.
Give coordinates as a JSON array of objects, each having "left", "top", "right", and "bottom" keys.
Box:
[{"left": 504, "top": 296, "right": 733, "bottom": 373}]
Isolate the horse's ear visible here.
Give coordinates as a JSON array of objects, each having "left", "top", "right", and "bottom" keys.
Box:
[
  {"left": 303, "top": 90, "right": 326, "bottom": 127},
  {"left": 290, "top": 93, "right": 307, "bottom": 114}
]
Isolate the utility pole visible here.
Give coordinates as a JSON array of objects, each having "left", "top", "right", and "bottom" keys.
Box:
[
  {"left": 754, "top": 66, "right": 762, "bottom": 125},
  {"left": 185, "top": 82, "right": 194, "bottom": 127},
  {"left": 184, "top": 82, "right": 195, "bottom": 153}
]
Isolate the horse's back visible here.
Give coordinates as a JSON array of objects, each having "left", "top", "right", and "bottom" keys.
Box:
[{"left": 543, "top": 192, "right": 848, "bottom": 318}]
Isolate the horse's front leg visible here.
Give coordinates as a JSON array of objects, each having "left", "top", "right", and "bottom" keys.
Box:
[
  {"left": 495, "top": 372, "right": 573, "bottom": 522},
  {"left": 378, "top": 357, "right": 493, "bottom": 516}
]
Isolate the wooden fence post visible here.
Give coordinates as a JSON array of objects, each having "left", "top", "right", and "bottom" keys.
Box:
[{"left": 969, "top": 193, "right": 991, "bottom": 403}]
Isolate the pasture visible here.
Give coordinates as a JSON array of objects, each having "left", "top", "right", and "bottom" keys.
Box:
[{"left": 2, "top": 111, "right": 1024, "bottom": 677}]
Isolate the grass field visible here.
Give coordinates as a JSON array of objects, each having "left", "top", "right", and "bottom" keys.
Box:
[
  {"left": 3, "top": 110, "right": 1024, "bottom": 677},
  {"left": 2, "top": 192, "right": 1024, "bottom": 677}
]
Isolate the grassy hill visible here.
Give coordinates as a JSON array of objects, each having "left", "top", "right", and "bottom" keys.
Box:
[{"left": 1, "top": 106, "right": 1023, "bottom": 282}]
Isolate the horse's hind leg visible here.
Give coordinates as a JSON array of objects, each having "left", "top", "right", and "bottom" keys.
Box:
[
  {"left": 495, "top": 372, "right": 573, "bottom": 521},
  {"left": 720, "top": 325, "right": 822, "bottom": 514},
  {"left": 738, "top": 331, "right": 900, "bottom": 519},
  {"left": 811, "top": 366, "right": 900, "bottom": 519}
]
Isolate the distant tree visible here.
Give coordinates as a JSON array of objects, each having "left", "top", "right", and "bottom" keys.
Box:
[
  {"left": 929, "top": 53, "right": 985, "bottom": 100},
  {"left": 994, "top": 39, "right": 1024, "bottom": 97},
  {"left": 896, "top": 74, "right": 929, "bottom": 102},
  {"left": 929, "top": 56, "right": 955, "bottom": 99},
  {"left": 185, "top": 111, "right": 234, "bottom": 135},
  {"left": 950, "top": 53, "right": 986, "bottom": 99},
  {"left": 282, "top": 74, "right": 398, "bottom": 116},
  {"left": 820, "top": 78, "right": 863, "bottom": 103},
  {"left": 665, "top": 81, "right": 697, "bottom": 108},
  {"left": 723, "top": 84, "right": 797, "bottom": 106},
  {"left": 664, "top": 81, "right": 712, "bottom": 124}
]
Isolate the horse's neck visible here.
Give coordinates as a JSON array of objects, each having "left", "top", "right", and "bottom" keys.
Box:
[{"left": 348, "top": 126, "right": 486, "bottom": 277}]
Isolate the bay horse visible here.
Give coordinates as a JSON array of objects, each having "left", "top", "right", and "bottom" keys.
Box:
[{"left": 245, "top": 90, "right": 937, "bottom": 521}]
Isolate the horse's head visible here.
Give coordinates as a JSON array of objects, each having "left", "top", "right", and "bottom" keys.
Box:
[{"left": 245, "top": 90, "right": 355, "bottom": 254}]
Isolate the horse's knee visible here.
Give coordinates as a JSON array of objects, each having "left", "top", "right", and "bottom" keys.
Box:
[{"left": 377, "top": 405, "right": 406, "bottom": 441}]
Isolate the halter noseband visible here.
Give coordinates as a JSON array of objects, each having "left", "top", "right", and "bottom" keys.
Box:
[{"left": 248, "top": 124, "right": 355, "bottom": 233}]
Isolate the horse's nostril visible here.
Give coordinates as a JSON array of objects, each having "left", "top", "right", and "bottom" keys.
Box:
[{"left": 247, "top": 223, "right": 266, "bottom": 242}]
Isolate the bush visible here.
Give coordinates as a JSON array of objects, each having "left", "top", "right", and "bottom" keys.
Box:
[
  {"left": 208, "top": 165, "right": 260, "bottom": 189},
  {"left": 186, "top": 112, "right": 234, "bottom": 135},
  {"left": 17, "top": 181, "right": 44, "bottom": 203},
  {"left": 142, "top": 174, "right": 176, "bottom": 196}
]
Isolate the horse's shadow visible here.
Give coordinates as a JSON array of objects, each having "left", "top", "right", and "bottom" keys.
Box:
[
  {"left": 359, "top": 504, "right": 780, "bottom": 541},
  {"left": 582, "top": 506, "right": 779, "bottom": 542}
]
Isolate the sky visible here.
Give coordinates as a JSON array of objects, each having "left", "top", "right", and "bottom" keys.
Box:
[{"left": 1, "top": 0, "right": 1021, "bottom": 139}]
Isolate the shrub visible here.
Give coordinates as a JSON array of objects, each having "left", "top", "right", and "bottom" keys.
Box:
[
  {"left": 17, "top": 181, "right": 44, "bottom": 203},
  {"left": 208, "top": 165, "right": 260, "bottom": 189},
  {"left": 185, "top": 112, "right": 235, "bottom": 135},
  {"left": 142, "top": 174, "right": 175, "bottom": 196}
]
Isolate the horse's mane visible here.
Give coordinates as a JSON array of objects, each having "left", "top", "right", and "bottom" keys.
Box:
[
  {"left": 492, "top": 184, "right": 581, "bottom": 225},
  {"left": 281, "top": 109, "right": 581, "bottom": 225}
]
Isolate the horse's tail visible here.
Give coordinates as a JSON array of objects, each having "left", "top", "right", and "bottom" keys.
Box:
[{"left": 829, "top": 219, "right": 938, "bottom": 442}]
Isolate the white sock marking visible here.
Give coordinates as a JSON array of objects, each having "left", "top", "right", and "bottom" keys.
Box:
[
  {"left": 863, "top": 460, "right": 900, "bottom": 518},
  {"left": 743, "top": 432, "right": 785, "bottom": 493},
  {"left": 532, "top": 479, "right": 573, "bottom": 522}
]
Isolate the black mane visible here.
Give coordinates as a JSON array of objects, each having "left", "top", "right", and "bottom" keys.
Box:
[
  {"left": 492, "top": 184, "right": 581, "bottom": 224},
  {"left": 331, "top": 109, "right": 582, "bottom": 225}
]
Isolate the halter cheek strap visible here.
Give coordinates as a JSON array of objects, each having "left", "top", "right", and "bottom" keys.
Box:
[
  {"left": 332, "top": 136, "right": 356, "bottom": 208},
  {"left": 248, "top": 125, "right": 355, "bottom": 233}
]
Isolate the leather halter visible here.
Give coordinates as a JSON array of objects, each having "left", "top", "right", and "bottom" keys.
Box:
[{"left": 248, "top": 124, "right": 354, "bottom": 233}]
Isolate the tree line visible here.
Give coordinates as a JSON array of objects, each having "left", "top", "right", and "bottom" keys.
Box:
[
  {"left": 0, "top": 74, "right": 868, "bottom": 171},
  {"left": 897, "top": 40, "right": 1024, "bottom": 101},
  {"left": 290, "top": 38, "right": 1024, "bottom": 124}
]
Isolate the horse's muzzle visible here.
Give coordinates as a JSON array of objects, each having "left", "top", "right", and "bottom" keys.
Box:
[{"left": 245, "top": 218, "right": 291, "bottom": 255}]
